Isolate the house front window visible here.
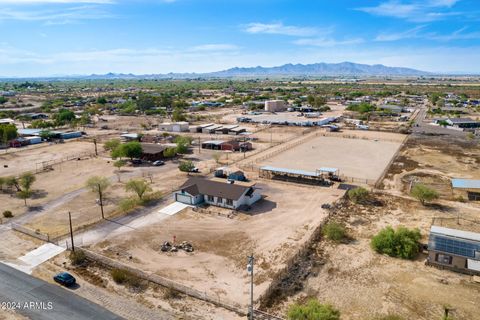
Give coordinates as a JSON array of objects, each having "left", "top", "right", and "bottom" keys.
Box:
[
  {"left": 226, "top": 199, "right": 233, "bottom": 206},
  {"left": 217, "top": 197, "right": 223, "bottom": 203},
  {"left": 207, "top": 195, "right": 214, "bottom": 202},
  {"left": 436, "top": 253, "right": 452, "bottom": 265}
]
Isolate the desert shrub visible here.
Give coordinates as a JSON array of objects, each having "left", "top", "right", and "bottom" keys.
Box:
[
  {"left": 111, "top": 268, "right": 130, "bottom": 284},
  {"left": 347, "top": 187, "right": 369, "bottom": 204},
  {"left": 2, "top": 210, "right": 13, "bottom": 218},
  {"left": 410, "top": 184, "right": 439, "bottom": 205},
  {"left": 163, "top": 287, "right": 182, "bottom": 300},
  {"left": 119, "top": 197, "right": 139, "bottom": 213},
  {"left": 111, "top": 268, "right": 144, "bottom": 290},
  {"left": 371, "top": 226, "right": 421, "bottom": 259},
  {"left": 322, "top": 222, "right": 346, "bottom": 242},
  {"left": 69, "top": 250, "right": 86, "bottom": 266},
  {"left": 288, "top": 299, "right": 340, "bottom": 320}
]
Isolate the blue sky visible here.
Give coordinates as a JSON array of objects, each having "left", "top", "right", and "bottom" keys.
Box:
[{"left": 0, "top": 0, "right": 479, "bottom": 76}]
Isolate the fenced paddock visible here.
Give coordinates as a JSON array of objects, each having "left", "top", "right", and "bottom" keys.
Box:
[{"left": 259, "top": 134, "right": 404, "bottom": 183}]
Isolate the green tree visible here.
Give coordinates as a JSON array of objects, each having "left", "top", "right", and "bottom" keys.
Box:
[
  {"left": 0, "top": 124, "right": 18, "bottom": 145},
  {"left": 125, "top": 179, "right": 151, "bottom": 201},
  {"left": 17, "top": 190, "right": 32, "bottom": 206},
  {"left": 54, "top": 108, "right": 75, "bottom": 125},
  {"left": 287, "top": 299, "right": 340, "bottom": 320},
  {"left": 113, "top": 159, "right": 127, "bottom": 182},
  {"left": 121, "top": 141, "right": 143, "bottom": 161},
  {"left": 178, "top": 160, "right": 195, "bottom": 173},
  {"left": 104, "top": 139, "right": 121, "bottom": 152},
  {"left": 371, "top": 226, "right": 421, "bottom": 259},
  {"left": 174, "top": 136, "right": 191, "bottom": 154},
  {"left": 86, "top": 176, "right": 110, "bottom": 219},
  {"left": 0, "top": 96, "right": 8, "bottom": 104},
  {"left": 347, "top": 187, "right": 369, "bottom": 204},
  {"left": 410, "top": 184, "right": 439, "bottom": 205},
  {"left": 172, "top": 107, "right": 187, "bottom": 122},
  {"left": 163, "top": 148, "right": 176, "bottom": 158},
  {"left": 97, "top": 97, "right": 107, "bottom": 105},
  {"left": 136, "top": 94, "right": 156, "bottom": 111}
]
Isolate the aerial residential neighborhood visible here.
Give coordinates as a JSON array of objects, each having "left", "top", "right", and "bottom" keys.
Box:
[{"left": 0, "top": 1, "right": 480, "bottom": 320}]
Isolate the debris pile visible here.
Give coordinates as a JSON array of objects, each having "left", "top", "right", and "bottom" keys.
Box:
[{"left": 161, "top": 241, "right": 194, "bottom": 253}]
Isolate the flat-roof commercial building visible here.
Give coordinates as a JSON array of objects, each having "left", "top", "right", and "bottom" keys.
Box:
[
  {"left": 427, "top": 226, "right": 480, "bottom": 275},
  {"left": 174, "top": 177, "right": 261, "bottom": 210}
]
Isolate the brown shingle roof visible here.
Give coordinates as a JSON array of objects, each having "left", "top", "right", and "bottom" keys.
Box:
[{"left": 179, "top": 177, "right": 251, "bottom": 200}]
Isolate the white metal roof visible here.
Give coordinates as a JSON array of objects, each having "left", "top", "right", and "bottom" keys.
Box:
[{"left": 430, "top": 225, "right": 480, "bottom": 242}]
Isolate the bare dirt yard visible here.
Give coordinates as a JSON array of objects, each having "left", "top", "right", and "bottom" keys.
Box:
[
  {"left": 88, "top": 181, "right": 345, "bottom": 307},
  {"left": 0, "top": 140, "right": 96, "bottom": 177},
  {"left": 260, "top": 130, "right": 406, "bottom": 182},
  {"left": 382, "top": 135, "right": 480, "bottom": 198},
  {"left": 267, "top": 193, "right": 480, "bottom": 320}
]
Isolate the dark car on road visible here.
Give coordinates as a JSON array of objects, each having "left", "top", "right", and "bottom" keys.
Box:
[{"left": 53, "top": 272, "right": 76, "bottom": 287}]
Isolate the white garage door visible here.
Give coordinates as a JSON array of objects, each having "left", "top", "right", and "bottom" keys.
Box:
[{"left": 175, "top": 194, "right": 193, "bottom": 204}]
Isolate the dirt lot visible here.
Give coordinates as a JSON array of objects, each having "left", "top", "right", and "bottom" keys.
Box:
[
  {"left": 0, "top": 140, "right": 96, "bottom": 177},
  {"left": 21, "top": 160, "right": 188, "bottom": 237},
  {"left": 270, "top": 194, "right": 480, "bottom": 320},
  {"left": 89, "top": 181, "right": 345, "bottom": 307},
  {"left": 382, "top": 135, "right": 480, "bottom": 197},
  {"left": 260, "top": 131, "right": 405, "bottom": 182}
]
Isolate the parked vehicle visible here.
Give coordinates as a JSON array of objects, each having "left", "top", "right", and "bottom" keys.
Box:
[
  {"left": 53, "top": 272, "right": 76, "bottom": 287},
  {"left": 131, "top": 159, "right": 142, "bottom": 165},
  {"left": 152, "top": 160, "right": 165, "bottom": 166}
]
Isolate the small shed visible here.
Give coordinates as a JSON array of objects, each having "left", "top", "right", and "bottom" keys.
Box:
[{"left": 451, "top": 179, "right": 480, "bottom": 200}]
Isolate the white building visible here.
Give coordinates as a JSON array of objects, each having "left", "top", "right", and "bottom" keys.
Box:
[{"left": 158, "top": 122, "right": 190, "bottom": 132}]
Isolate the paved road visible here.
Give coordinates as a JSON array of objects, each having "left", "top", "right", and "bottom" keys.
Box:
[
  {"left": 0, "top": 263, "right": 124, "bottom": 320},
  {"left": 411, "top": 101, "right": 466, "bottom": 137}
]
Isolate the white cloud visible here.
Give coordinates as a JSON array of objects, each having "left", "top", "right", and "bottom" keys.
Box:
[
  {"left": 244, "top": 22, "right": 319, "bottom": 37},
  {"left": 294, "top": 37, "right": 364, "bottom": 47},
  {"left": 0, "top": 5, "right": 114, "bottom": 23},
  {"left": 357, "top": 0, "right": 462, "bottom": 22},
  {"left": 427, "top": 27, "right": 480, "bottom": 41},
  {"left": 1, "top": 44, "right": 480, "bottom": 77},
  {"left": 375, "top": 25, "right": 426, "bottom": 41},
  {"left": 189, "top": 44, "right": 240, "bottom": 52}
]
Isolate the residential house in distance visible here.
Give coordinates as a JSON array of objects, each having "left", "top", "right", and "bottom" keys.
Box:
[
  {"left": 446, "top": 118, "right": 480, "bottom": 129},
  {"left": 174, "top": 177, "right": 261, "bottom": 210},
  {"left": 377, "top": 105, "right": 404, "bottom": 114},
  {"left": 140, "top": 143, "right": 175, "bottom": 161},
  {"left": 427, "top": 225, "right": 480, "bottom": 275}
]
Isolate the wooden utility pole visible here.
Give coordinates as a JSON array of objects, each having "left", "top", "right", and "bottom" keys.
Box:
[
  {"left": 99, "top": 184, "right": 104, "bottom": 219},
  {"left": 247, "top": 255, "right": 254, "bottom": 320},
  {"left": 93, "top": 138, "right": 98, "bottom": 156},
  {"left": 68, "top": 211, "right": 75, "bottom": 252}
]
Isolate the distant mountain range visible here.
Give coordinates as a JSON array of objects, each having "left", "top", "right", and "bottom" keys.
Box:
[
  {"left": 208, "top": 62, "right": 429, "bottom": 77},
  {"left": 1, "top": 62, "right": 431, "bottom": 80}
]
